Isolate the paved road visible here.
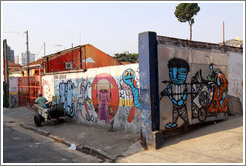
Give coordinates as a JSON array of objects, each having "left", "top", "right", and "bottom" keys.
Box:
[{"left": 3, "top": 123, "right": 103, "bottom": 163}]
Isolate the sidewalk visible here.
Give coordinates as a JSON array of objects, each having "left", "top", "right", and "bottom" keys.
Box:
[
  {"left": 3, "top": 106, "right": 143, "bottom": 162},
  {"left": 3, "top": 106, "right": 244, "bottom": 163},
  {"left": 117, "top": 115, "right": 244, "bottom": 163}
]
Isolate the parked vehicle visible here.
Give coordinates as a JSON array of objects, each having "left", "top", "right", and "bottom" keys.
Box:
[{"left": 32, "top": 102, "right": 66, "bottom": 127}]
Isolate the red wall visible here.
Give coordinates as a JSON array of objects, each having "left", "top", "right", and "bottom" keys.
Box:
[{"left": 45, "top": 44, "right": 121, "bottom": 73}]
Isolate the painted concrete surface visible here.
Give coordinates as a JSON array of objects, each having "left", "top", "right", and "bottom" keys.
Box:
[
  {"left": 117, "top": 115, "right": 243, "bottom": 163},
  {"left": 9, "top": 77, "right": 19, "bottom": 108},
  {"left": 42, "top": 64, "right": 140, "bottom": 134},
  {"left": 158, "top": 41, "right": 229, "bottom": 131},
  {"left": 227, "top": 51, "right": 243, "bottom": 105}
]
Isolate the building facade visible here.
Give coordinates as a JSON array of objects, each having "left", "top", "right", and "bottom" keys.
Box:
[
  {"left": 7, "top": 46, "right": 15, "bottom": 63},
  {"left": 16, "top": 52, "right": 35, "bottom": 66}
]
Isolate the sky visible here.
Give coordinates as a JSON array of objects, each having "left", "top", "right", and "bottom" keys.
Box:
[{"left": 1, "top": 1, "right": 244, "bottom": 61}]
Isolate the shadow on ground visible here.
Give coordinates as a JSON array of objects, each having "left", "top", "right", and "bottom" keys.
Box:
[{"left": 161, "top": 115, "right": 243, "bottom": 148}]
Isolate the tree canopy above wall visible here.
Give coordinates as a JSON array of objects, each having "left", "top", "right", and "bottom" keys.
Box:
[{"left": 113, "top": 53, "right": 138, "bottom": 63}]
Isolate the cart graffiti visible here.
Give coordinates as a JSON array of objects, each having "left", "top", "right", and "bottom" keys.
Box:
[{"left": 191, "top": 63, "right": 228, "bottom": 121}]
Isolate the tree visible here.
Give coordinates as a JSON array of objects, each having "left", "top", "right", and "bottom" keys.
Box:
[
  {"left": 113, "top": 53, "right": 138, "bottom": 63},
  {"left": 174, "top": 3, "right": 200, "bottom": 41}
]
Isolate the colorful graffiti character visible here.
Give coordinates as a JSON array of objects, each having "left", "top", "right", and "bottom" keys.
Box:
[
  {"left": 122, "top": 69, "right": 140, "bottom": 109},
  {"left": 92, "top": 73, "right": 119, "bottom": 125},
  {"left": 95, "top": 89, "right": 114, "bottom": 124},
  {"left": 207, "top": 64, "right": 228, "bottom": 115},
  {"left": 160, "top": 58, "right": 190, "bottom": 129},
  {"left": 122, "top": 69, "right": 140, "bottom": 123},
  {"left": 191, "top": 64, "right": 228, "bottom": 122}
]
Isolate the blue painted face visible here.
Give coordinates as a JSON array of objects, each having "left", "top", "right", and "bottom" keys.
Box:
[
  {"left": 123, "top": 69, "right": 135, "bottom": 86},
  {"left": 169, "top": 67, "right": 188, "bottom": 84}
]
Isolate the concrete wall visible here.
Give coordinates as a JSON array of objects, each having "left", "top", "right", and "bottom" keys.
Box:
[
  {"left": 227, "top": 51, "right": 243, "bottom": 104},
  {"left": 138, "top": 32, "right": 243, "bottom": 148},
  {"left": 9, "top": 77, "right": 19, "bottom": 108},
  {"left": 157, "top": 36, "right": 230, "bottom": 131},
  {"left": 42, "top": 64, "right": 140, "bottom": 134}
]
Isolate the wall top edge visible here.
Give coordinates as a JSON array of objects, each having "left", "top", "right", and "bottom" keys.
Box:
[{"left": 157, "top": 36, "right": 243, "bottom": 53}]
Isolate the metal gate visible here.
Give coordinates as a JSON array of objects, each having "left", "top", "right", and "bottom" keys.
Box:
[{"left": 18, "top": 76, "right": 42, "bottom": 106}]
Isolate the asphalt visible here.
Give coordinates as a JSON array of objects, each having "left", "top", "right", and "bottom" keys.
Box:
[
  {"left": 3, "top": 106, "right": 244, "bottom": 164},
  {"left": 3, "top": 106, "right": 143, "bottom": 162}
]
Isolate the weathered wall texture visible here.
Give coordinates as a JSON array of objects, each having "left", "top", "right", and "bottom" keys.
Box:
[
  {"left": 227, "top": 51, "right": 243, "bottom": 104},
  {"left": 158, "top": 40, "right": 229, "bottom": 131},
  {"left": 42, "top": 64, "right": 140, "bottom": 134},
  {"left": 9, "top": 77, "right": 19, "bottom": 108}
]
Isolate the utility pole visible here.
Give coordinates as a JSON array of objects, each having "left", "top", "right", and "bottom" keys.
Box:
[
  {"left": 223, "top": 21, "right": 225, "bottom": 45},
  {"left": 3, "top": 39, "right": 9, "bottom": 84},
  {"left": 25, "top": 30, "right": 30, "bottom": 105},
  {"left": 44, "top": 42, "right": 46, "bottom": 57},
  {"left": 3, "top": 39, "right": 9, "bottom": 108},
  {"left": 25, "top": 30, "right": 30, "bottom": 76}
]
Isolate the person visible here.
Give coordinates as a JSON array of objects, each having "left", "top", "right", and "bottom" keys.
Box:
[{"left": 35, "top": 93, "right": 52, "bottom": 109}]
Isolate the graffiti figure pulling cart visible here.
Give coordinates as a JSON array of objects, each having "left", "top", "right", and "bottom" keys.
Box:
[
  {"left": 33, "top": 93, "right": 66, "bottom": 127},
  {"left": 160, "top": 58, "right": 228, "bottom": 129}
]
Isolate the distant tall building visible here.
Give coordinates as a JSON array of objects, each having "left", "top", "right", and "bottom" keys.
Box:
[
  {"left": 7, "top": 46, "right": 15, "bottom": 63},
  {"left": 16, "top": 52, "right": 35, "bottom": 66}
]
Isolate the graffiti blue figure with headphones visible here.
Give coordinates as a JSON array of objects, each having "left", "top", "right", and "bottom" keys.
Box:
[{"left": 160, "top": 58, "right": 190, "bottom": 129}]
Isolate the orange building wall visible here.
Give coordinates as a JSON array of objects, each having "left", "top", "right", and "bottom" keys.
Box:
[
  {"left": 45, "top": 44, "right": 121, "bottom": 73},
  {"left": 84, "top": 44, "right": 121, "bottom": 69}
]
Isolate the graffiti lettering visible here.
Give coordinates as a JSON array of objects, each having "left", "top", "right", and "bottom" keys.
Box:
[
  {"left": 84, "top": 114, "right": 98, "bottom": 122},
  {"left": 59, "top": 80, "right": 75, "bottom": 117}
]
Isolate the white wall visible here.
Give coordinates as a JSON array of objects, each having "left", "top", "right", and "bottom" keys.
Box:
[
  {"left": 42, "top": 64, "right": 140, "bottom": 134},
  {"left": 227, "top": 51, "right": 243, "bottom": 104}
]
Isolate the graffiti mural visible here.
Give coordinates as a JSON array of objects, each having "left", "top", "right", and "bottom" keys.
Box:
[
  {"left": 42, "top": 80, "right": 52, "bottom": 101},
  {"left": 92, "top": 73, "right": 119, "bottom": 125},
  {"left": 160, "top": 57, "right": 228, "bottom": 129},
  {"left": 191, "top": 64, "right": 228, "bottom": 122},
  {"left": 160, "top": 58, "right": 190, "bottom": 129},
  {"left": 72, "top": 77, "right": 95, "bottom": 121},
  {"left": 44, "top": 64, "right": 140, "bottom": 133},
  {"left": 122, "top": 68, "right": 140, "bottom": 123},
  {"left": 59, "top": 80, "right": 75, "bottom": 117}
]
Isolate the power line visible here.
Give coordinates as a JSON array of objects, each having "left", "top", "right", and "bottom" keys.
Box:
[{"left": 35, "top": 42, "right": 46, "bottom": 60}]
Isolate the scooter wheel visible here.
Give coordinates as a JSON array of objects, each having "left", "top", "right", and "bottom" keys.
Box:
[{"left": 34, "top": 114, "right": 42, "bottom": 127}]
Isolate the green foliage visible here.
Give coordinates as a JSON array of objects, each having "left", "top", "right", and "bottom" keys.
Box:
[
  {"left": 113, "top": 53, "right": 138, "bottom": 63},
  {"left": 174, "top": 3, "right": 200, "bottom": 40},
  {"left": 174, "top": 3, "right": 200, "bottom": 25}
]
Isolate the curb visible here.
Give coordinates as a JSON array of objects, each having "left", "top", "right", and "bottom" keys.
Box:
[
  {"left": 18, "top": 123, "right": 114, "bottom": 162},
  {"left": 77, "top": 145, "right": 114, "bottom": 162},
  {"left": 19, "top": 123, "right": 50, "bottom": 136}
]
